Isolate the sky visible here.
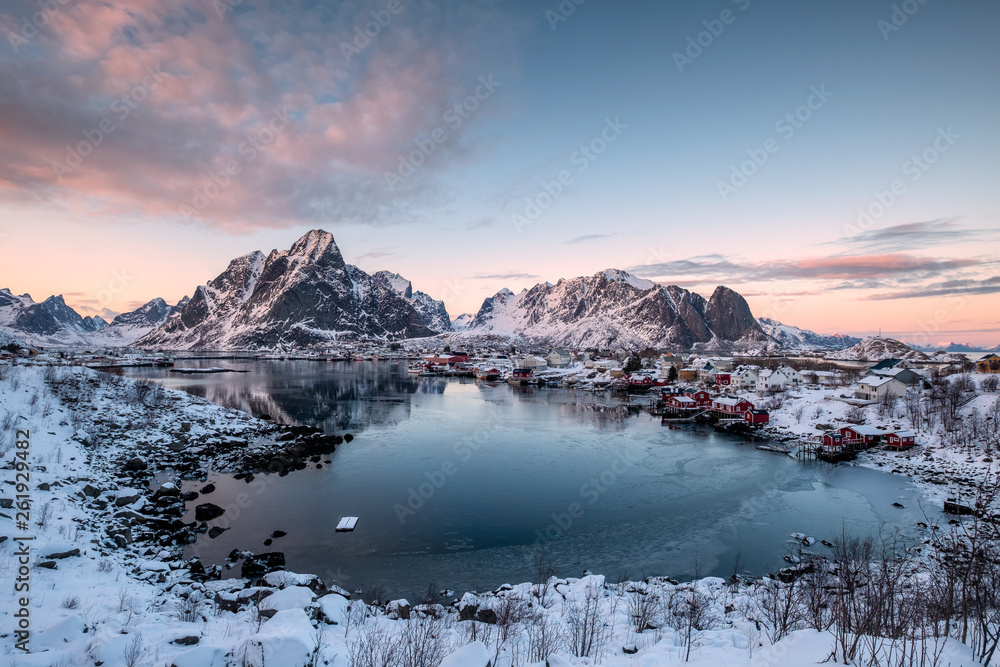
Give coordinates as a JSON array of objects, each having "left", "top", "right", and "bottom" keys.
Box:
[{"left": 0, "top": 0, "right": 998, "bottom": 346}]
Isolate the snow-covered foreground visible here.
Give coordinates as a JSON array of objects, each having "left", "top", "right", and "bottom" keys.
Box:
[{"left": 0, "top": 365, "right": 993, "bottom": 666}]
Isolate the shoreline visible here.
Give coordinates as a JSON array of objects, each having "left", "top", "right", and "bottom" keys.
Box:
[{"left": 1, "top": 363, "right": 992, "bottom": 665}]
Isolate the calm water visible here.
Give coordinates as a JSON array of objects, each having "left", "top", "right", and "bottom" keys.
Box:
[{"left": 128, "top": 360, "right": 936, "bottom": 601}]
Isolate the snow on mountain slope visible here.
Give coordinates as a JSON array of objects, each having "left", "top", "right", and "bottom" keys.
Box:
[
  {"left": 372, "top": 271, "right": 452, "bottom": 333},
  {"left": 757, "top": 317, "right": 861, "bottom": 351},
  {"left": 827, "top": 336, "right": 929, "bottom": 362},
  {"left": 90, "top": 297, "right": 188, "bottom": 346},
  {"left": 0, "top": 289, "right": 108, "bottom": 346},
  {"left": 450, "top": 313, "right": 475, "bottom": 332},
  {"left": 466, "top": 270, "right": 771, "bottom": 351},
  {"left": 137, "top": 230, "right": 436, "bottom": 349}
]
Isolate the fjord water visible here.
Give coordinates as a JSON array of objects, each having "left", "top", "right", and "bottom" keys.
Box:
[{"left": 129, "top": 360, "right": 932, "bottom": 601}]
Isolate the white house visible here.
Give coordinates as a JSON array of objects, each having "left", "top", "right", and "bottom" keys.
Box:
[
  {"left": 518, "top": 356, "right": 547, "bottom": 370},
  {"left": 592, "top": 359, "right": 621, "bottom": 372},
  {"left": 855, "top": 375, "right": 908, "bottom": 401},
  {"left": 546, "top": 349, "right": 572, "bottom": 368},
  {"left": 731, "top": 365, "right": 761, "bottom": 391}
]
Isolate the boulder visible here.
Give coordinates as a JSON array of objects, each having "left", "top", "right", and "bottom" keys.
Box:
[
  {"left": 123, "top": 457, "right": 148, "bottom": 472},
  {"left": 242, "top": 552, "right": 285, "bottom": 578},
  {"left": 441, "top": 641, "right": 490, "bottom": 667},
  {"left": 44, "top": 548, "right": 80, "bottom": 559},
  {"left": 195, "top": 503, "right": 225, "bottom": 521}
]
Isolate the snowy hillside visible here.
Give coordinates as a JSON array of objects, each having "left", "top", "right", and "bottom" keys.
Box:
[
  {"left": 757, "top": 317, "right": 860, "bottom": 351},
  {"left": 137, "top": 230, "right": 435, "bottom": 349},
  {"left": 465, "top": 269, "right": 772, "bottom": 351}
]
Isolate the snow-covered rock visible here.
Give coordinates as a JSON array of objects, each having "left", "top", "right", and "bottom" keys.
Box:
[{"left": 440, "top": 640, "right": 490, "bottom": 667}]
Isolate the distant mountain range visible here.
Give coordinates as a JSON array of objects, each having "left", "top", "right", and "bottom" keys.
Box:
[
  {"left": 828, "top": 336, "right": 970, "bottom": 363},
  {"left": 1, "top": 229, "right": 979, "bottom": 353},
  {"left": 0, "top": 289, "right": 186, "bottom": 348},
  {"left": 757, "top": 317, "right": 862, "bottom": 351}
]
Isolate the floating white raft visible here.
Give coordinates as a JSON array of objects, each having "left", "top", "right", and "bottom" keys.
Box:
[{"left": 336, "top": 516, "right": 359, "bottom": 532}]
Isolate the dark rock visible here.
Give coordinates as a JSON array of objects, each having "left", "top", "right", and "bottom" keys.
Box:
[
  {"left": 0, "top": 498, "right": 12, "bottom": 509},
  {"left": 44, "top": 549, "right": 80, "bottom": 559},
  {"left": 180, "top": 490, "right": 199, "bottom": 501},
  {"left": 195, "top": 503, "right": 225, "bottom": 521},
  {"left": 241, "top": 552, "right": 285, "bottom": 578},
  {"left": 37, "top": 482, "right": 50, "bottom": 491},
  {"left": 81, "top": 484, "right": 101, "bottom": 498},
  {"left": 263, "top": 538, "right": 272, "bottom": 546},
  {"left": 173, "top": 636, "right": 200, "bottom": 646},
  {"left": 36, "top": 561, "right": 58, "bottom": 569},
  {"left": 892, "top": 502, "right": 905, "bottom": 508},
  {"left": 944, "top": 499, "right": 976, "bottom": 516},
  {"left": 476, "top": 608, "right": 497, "bottom": 625},
  {"left": 208, "top": 526, "right": 228, "bottom": 539},
  {"left": 123, "top": 457, "right": 148, "bottom": 472},
  {"left": 270, "top": 530, "right": 287, "bottom": 539},
  {"left": 344, "top": 434, "right": 354, "bottom": 443},
  {"left": 623, "top": 645, "right": 639, "bottom": 655},
  {"left": 200, "top": 483, "right": 216, "bottom": 494}
]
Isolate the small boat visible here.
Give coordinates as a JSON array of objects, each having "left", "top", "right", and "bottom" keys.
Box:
[{"left": 336, "top": 516, "right": 359, "bottom": 532}]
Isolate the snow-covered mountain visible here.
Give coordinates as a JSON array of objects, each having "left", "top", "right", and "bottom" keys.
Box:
[
  {"left": 0, "top": 289, "right": 108, "bottom": 346},
  {"left": 371, "top": 271, "right": 452, "bottom": 333},
  {"left": 918, "top": 341, "right": 984, "bottom": 353},
  {"left": 91, "top": 297, "right": 189, "bottom": 347},
  {"left": 825, "top": 336, "right": 967, "bottom": 364},
  {"left": 827, "top": 336, "right": 922, "bottom": 362},
  {"left": 465, "top": 269, "right": 771, "bottom": 351},
  {"left": 0, "top": 289, "right": 193, "bottom": 348},
  {"left": 450, "top": 313, "right": 475, "bottom": 332},
  {"left": 757, "top": 317, "right": 861, "bottom": 351},
  {"left": 137, "top": 230, "right": 436, "bottom": 349}
]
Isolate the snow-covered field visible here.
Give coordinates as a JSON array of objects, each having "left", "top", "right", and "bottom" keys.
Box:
[{"left": 0, "top": 364, "right": 995, "bottom": 666}]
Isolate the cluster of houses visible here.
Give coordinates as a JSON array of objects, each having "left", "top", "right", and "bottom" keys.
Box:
[
  {"left": 660, "top": 387, "right": 770, "bottom": 425},
  {"left": 822, "top": 426, "right": 916, "bottom": 451}
]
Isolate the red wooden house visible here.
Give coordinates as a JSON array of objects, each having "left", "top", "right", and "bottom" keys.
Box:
[
  {"left": 712, "top": 397, "right": 755, "bottom": 415},
  {"left": 683, "top": 390, "right": 712, "bottom": 408},
  {"left": 714, "top": 373, "right": 732, "bottom": 387},
  {"left": 884, "top": 431, "right": 916, "bottom": 449},
  {"left": 512, "top": 368, "right": 533, "bottom": 380},
  {"left": 839, "top": 426, "right": 882, "bottom": 447},
  {"left": 744, "top": 409, "right": 769, "bottom": 424},
  {"left": 823, "top": 432, "right": 844, "bottom": 447},
  {"left": 665, "top": 395, "right": 699, "bottom": 411},
  {"left": 628, "top": 375, "right": 655, "bottom": 388}
]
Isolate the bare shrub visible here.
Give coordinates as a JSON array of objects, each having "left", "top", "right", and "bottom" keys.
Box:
[
  {"left": 563, "top": 583, "right": 610, "bottom": 659},
  {"left": 121, "top": 634, "right": 146, "bottom": 667},
  {"left": 348, "top": 623, "right": 401, "bottom": 667}
]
